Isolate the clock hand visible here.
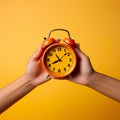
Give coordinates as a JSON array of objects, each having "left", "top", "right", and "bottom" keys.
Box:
[
  {"left": 60, "top": 53, "right": 67, "bottom": 59},
  {"left": 52, "top": 54, "right": 61, "bottom": 64},
  {"left": 52, "top": 53, "right": 67, "bottom": 64},
  {"left": 52, "top": 60, "right": 59, "bottom": 64},
  {"left": 55, "top": 54, "right": 61, "bottom": 61}
]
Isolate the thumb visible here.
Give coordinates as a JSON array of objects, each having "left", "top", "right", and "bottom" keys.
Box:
[
  {"left": 75, "top": 44, "right": 88, "bottom": 60},
  {"left": 31, "top": 44, "right": 44, "bottom": 61}
]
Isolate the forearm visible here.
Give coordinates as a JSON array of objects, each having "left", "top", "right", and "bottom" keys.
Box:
[
  {"left": 0, "top": 74, "right": 36, "bottom": 114},
  {"left": 87, "top": 72, "right": 120, "bottom": 102}
]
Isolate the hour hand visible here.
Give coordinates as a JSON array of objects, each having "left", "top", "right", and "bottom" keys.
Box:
[
  {"left": 52, "top": 60, "right": 59, "bottom": 64},
  {"left": 55, "top": 54, "right": 61, "bottom": 61},
  {"left": 52, "top": 54, "right": 61, "bottom": 64}
]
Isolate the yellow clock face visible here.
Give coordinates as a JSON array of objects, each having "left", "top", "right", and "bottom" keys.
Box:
[{"left": 42, "top": 43, "right": 77, "bottom": 78}]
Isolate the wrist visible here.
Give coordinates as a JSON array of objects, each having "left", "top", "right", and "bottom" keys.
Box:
[
  {"left": 24, "top": 72, "right": 49, "bottom": 87},
  {"left": 23, "top": 73, "right": 38, "bottom": 88},
  {"left": 86, "top": 71, "right": 100, "bottom": 87}
]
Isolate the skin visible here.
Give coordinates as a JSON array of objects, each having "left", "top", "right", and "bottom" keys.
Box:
[
  {"left": 0, "top": 43, "right": 120, "bottom": 114},
  {"left": 68, "top": 45, "right": 120, "bottom": 102},
  {"left": 0, "top": 45, "right": 51, "bottom": 114}
]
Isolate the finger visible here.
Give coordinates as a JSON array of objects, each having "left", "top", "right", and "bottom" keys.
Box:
[
  {"left": 76, "top": 43, "right": 80, "bottom": 50},
  {"left": 31, "top": 44, "right": 44, "bottom": 61},
  {"left": 75, "top": 45, "right": 88, "bottom": 60}
]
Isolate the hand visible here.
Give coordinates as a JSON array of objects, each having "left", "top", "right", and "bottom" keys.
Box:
[
  {"left": 26, "top": 44, "right": 51, "bottom": 86},
  {"left": 67, "top": 44, "right": 95, "bottom": 85}
]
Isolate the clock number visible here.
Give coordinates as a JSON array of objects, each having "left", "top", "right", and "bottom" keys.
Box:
[
  {"left": 67, "top": 52, "right": 70, "bottom": 56},
  {"left": 48, "top": 64, "right": 51, "bottom": 67},
  {"left": 53, "top": 67, "right": 55, "bottom": 71},
  {"left": 68, "top": 64, "right": 70, "bottom": 67},
  {"left": 64, "top": 48, "right": 66, "bottom": 52},
  {"left": 58, "top": 69, "right": 61, "bottom": 73},
  {"left": 58, "top": 47, "right": 62, "bottom": 51},
  {"left": 48, "top": 53, "right": 53, "bottom": 56},
  {"left": 64, "top": 68, "right": 66, "bottom": 71},
  {"left": 69, "top": 58, "right": 72, "bottom": 62},
  {"left": 52, "top": 48, "right": 56, "bottom": 52}
]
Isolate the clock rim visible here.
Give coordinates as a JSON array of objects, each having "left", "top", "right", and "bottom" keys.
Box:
[{"left": 42, "top": 43, "right": 77, "bottom": 78}]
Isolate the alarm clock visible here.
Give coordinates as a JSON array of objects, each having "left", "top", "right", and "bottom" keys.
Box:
[{"left": 42, "top": 29, "right": 77, "bottom": 78}]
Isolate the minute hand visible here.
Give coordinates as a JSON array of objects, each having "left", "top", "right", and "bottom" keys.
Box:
[
  {"left": 52, "top": 53, "right": 67, "bottom": 64},
  {"left": 60, "top": 53, "right": 67, "bottom": 59}
]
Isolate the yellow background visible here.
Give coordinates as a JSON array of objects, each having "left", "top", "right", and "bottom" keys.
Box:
[{"left": 0, "top": 0, "right": 120, "bottom": 119}]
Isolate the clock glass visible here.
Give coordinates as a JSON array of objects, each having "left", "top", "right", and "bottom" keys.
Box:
[{"left": 42, "top": 43, "right": 76, "bottom": 78}]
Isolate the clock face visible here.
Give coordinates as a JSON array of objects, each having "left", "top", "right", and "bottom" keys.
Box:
[{"left": 42, "top": 43, "right": 76, "bottom": 78}]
